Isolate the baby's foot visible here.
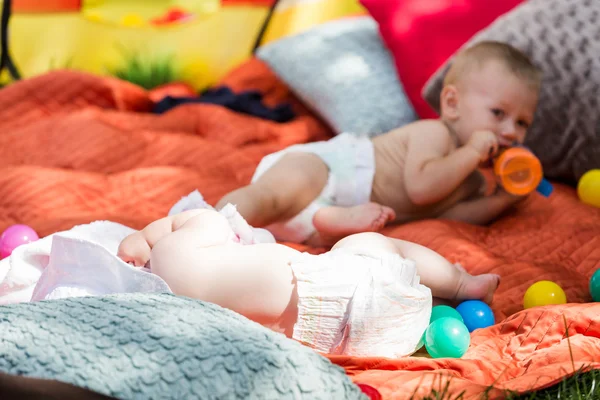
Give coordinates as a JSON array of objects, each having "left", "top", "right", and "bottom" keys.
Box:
[
  {"left": 455, "top": 273, "right": 500, "bottom": 304},
  {"left": 312, "top": 203, "right": 396, "bottom": 238}
]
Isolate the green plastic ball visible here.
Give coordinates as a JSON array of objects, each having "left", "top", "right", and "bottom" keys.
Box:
[
  {"left": 430, "top": 305, "right": 464, "bottom": 324},
  {"left": 424, "top": 317, "right": 471, "bottom": 359},
  {"left": 590, "top": 269, "right": 600, "bottom": 302}
]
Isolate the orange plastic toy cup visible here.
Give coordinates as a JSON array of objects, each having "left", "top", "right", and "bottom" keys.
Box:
[{"left": 493, "top": 147, "right": 543, "bottom": 196}]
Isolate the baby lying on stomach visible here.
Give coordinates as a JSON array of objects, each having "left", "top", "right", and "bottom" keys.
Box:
[{"left": 117, "top": 207, "right": 499, "bottom": 358}]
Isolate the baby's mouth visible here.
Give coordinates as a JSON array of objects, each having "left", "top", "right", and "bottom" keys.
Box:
[{"left": 498, "top": 139, "right": 517, "bottom": 148}]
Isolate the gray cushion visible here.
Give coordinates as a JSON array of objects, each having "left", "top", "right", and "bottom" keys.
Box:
[
  {"left": 257, "top": 16, "right": 417, "bottom": 138},
  {"left": 422, "top": 0, "right": 600, "bottom": 183},
  {"left": 0, "top": 293, "right": 367, "bottom": 400}
]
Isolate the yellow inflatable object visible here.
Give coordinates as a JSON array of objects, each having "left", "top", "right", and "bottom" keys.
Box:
[
  {"left": 2, "top": 0, "right": 366, "bottom": 89},
  {"left": 523, "top": 281, "right": 567, "bottom": 309},
  {"left": 577, "top": 169, "right": 600, "bottom": 208}
]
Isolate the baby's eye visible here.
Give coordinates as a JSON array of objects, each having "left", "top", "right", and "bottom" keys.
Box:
[
  {"left": 491, "top": 108, "right": 504, "bottom": 118},
  {"left": 517, "top": 120, "right": 530, "bottom": 129}
]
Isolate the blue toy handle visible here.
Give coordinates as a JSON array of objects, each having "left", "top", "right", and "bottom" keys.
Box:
[{"left": 536, "top": 178, "right": 553, "bottom": 197}]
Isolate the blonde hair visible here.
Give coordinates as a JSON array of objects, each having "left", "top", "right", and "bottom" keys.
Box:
[{"left": 443, "top": 41, "right": 542, "bottom": 91}]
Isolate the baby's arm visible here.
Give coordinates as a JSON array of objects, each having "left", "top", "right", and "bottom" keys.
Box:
[
  {"left": 439, "top": 189, "right": 524, "bottom": 225},
  {"left": 403, "top": 121, "right": 486, "bottom": 205},
  {"left": 117, "top": 209, "right": 233, "bottom": 266}
]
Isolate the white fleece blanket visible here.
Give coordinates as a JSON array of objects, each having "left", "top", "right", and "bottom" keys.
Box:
[
  {"left": 0, "top": 221, "right": 171, "bottom": 305},
  {"left": 0, "top": 191, "right": 274, "bottom": 305}
]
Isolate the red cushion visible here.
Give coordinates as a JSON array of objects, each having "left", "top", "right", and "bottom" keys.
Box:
[{"left": 361, "top": 0, "right": 524, "bottom": 118}]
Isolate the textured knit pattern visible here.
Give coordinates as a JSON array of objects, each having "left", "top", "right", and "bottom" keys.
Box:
[
  {"left": 423, "top": 0, "right": 600, "bottom": 182},
  {"left": 0, "top": 293, "right": 366, "bottom": 400},
  {"left": 257, "top": 16, "right": 417, "bottom": 137}
]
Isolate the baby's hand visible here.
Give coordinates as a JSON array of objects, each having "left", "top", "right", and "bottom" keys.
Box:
[
  {"left": 117, "top": 232, "right": 152, "bottom": 267},
  {"left": 496, "top": 185, "right": 528, "bottom": 204},
  {"left": 467, "top": 130, "right": 499, "bottom": 162}
]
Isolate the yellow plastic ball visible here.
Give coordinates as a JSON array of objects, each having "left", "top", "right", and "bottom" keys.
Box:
[
  {"left": 577, "top": 169, "right": 600, "bottom": 208},
  {"left": 523, "top": 281, "right": 567, "bottom": 309}
]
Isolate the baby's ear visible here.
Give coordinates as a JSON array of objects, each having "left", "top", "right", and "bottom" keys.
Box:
[{"left": 440, "top": 85, "right": 460, "bottom": 120}]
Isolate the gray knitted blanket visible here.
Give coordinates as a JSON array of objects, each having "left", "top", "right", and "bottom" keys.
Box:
[{"left": 0, "top": 293, "right": 366, "bottom": 400}]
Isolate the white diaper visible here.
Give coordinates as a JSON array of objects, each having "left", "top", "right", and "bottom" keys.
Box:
[
  {"left": 290, "top": 248, "right": 432, "bottom": 358},
  {"left": 251, "top": 133, "right": 375, "bottom": 243}
]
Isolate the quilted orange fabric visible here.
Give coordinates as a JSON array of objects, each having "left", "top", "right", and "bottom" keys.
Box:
[{"left": 0, "top": 60, "right": 599, "bottom": 399}]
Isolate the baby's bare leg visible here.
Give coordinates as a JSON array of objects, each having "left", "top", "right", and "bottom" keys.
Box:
[
  {"left": 332, "top": 233, "right": 499, "bottom": 304},
  {"left": 216, "top": 152, "right": 329, "bottom": 228},
  {"left": 149, "top": 211, "right": 302, "bottom": 336}
]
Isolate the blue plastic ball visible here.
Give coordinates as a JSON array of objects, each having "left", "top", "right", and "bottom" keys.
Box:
[
  {"left": 456, "top": 300, "right": 495, "bottom": 332},
  {"left": 424, "top": 317, "right": 470, "bottom": 359}
]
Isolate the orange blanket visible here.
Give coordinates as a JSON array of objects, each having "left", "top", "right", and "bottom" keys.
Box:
[{"left": 0, "top": 61, "right": 598, "bottom": 399}]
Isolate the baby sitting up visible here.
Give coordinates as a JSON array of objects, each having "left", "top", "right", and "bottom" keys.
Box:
[
  {"left": 216, "top": 41, "right": 542, "bottom": 246},
  {"left": 118, "top": 208, "right": 499, "bottom": 358}
]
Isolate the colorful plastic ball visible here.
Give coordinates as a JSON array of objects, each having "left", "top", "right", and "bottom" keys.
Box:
[
  {"left": 577, "top": 169, "right": 600, "bottom": 208},
  {"left": 0, "top": 224, "right": 39, "bottom": 259},
  {"left": 430, "top": 305, "right": 464, "bottom": 324},
  {"left": 523, "top": 280, "right": 567, "bottom": 309},
  {"left": 455, "top": 300, "right": 495, "bottom": 332},
  {"left": 590, "top": 269, "right": 600, "bottom": 302},
  {"left": 424, "top": 317, "right": 471, "bottom": 359}
]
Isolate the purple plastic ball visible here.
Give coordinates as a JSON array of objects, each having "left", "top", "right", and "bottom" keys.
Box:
[{"left": 0, "top": 224, "right": 39, "bottom": 259}]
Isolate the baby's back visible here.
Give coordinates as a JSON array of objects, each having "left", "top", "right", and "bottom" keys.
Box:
[{"left": 370, "top": 121, "right": 483, "bottom": 222}]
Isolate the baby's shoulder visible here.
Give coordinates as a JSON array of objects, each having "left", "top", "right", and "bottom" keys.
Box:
[
  {"left": 391, "top": 119, "right": 451, "bottom": 147},
  {"left": 375, "top": 120, "right": 452, "bottom": 151},
  {"left": 405, "top": 119, "right": 450, "bottom": 136},
  {"left": 382, "top": 119, "right": 448, "bottom": 138}
]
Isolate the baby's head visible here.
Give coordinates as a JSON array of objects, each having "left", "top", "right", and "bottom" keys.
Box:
[{"left": 439, "top": 41, "right": 542, "bottom": 147}]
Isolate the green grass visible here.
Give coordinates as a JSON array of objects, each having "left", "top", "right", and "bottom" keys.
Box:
[
  {"left": 508, "top": 369, "right": 600, "bottom": 400},
  {"left": 109, "top": 48, "right": 180, "bottom": 90},
  {"left": 415, "top": 315, "right": 599, "bottom": 400},
  {"left": 47, "top": 56, "right": 74, "bottom": 71},
  {"left": 414, "top": 369, "right": 600, "bottom": 400},
  {"left": 2, "top": 51, "right": 179, "bottom": 90}
]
